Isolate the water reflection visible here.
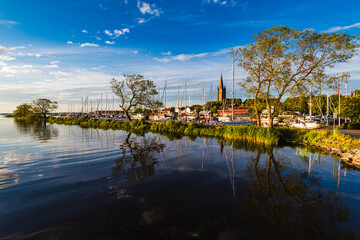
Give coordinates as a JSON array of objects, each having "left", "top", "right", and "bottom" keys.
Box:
[
  {"left": 112, "top": 133, "right": 165, "bottom": 183},
  {"left": 236, "top": 148, "right": 354, "bottom": 239},
  {"left": 14, "top": 120, "right": 58, "bottom": 142},
  {"left": 0, "top": 172, "right": 19, "bottom": 189}
]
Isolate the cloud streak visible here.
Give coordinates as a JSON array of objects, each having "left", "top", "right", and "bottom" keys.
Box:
[
  {"left": 326, "top": 22, "right": 360, "bottom": 32},
  {"left": 0, "top": 20, "right": 20, "bottom": 26},
  {"left": 0, "top": 45, "right": 26, "bottom": 53},
  {"left": 154, "top": 47, "right": 233, "bottom": 63}
]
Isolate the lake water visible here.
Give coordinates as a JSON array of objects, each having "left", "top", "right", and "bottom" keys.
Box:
[{"left": 0, "top": 117, "right": 359, "bottom": 240}]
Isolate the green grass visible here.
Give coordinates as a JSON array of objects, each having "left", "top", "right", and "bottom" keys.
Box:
[{"left": 46, "top": 117, "right": 360, "bottom": 151}]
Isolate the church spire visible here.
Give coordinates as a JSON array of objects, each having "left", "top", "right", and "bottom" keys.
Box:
[{"left": 216, "top": 73, "right": 226, "bottom": 102}]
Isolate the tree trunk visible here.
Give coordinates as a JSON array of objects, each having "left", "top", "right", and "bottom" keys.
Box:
[
  {"left": 253, "top": 101, "right": 261, "bottom": 126},
  {"left": 124, "top": 110, "right": 132, "bottom": 121},
  {"left": 267, "top": 103, "right": 273, "bottom": 128}
]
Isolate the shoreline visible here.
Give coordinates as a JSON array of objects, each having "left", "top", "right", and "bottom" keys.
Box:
[{"left": 16, "top": 116, "right": 360, "bottom": 169}]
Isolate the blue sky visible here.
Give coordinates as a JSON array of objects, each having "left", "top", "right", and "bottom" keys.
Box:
[{"left": 0, "top": 0, "right": 360, "bottom": 112}]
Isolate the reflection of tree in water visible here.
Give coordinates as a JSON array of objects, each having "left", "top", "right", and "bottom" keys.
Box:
[
  {"left": 236, "top": 148, "right": 354, "bottom": 240},
  {"left": 112, "top": 133, "right": 165, "bottom": 183},
  {"left": 14, "top": 120, "right": 58, "bottom": 142}
]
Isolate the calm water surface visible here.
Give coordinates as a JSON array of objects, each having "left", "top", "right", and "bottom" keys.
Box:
[{"left": 0, "top": 117, "right": 359, "bottom": 240}]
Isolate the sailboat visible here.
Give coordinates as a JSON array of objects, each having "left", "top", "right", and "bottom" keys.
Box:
[{"left": 290, "top": 86, "right": 321, "bottom": 129}]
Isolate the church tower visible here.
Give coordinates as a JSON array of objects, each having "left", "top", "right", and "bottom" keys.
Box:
[{"left": 216, "top": 74, "right": 226, "bottom": 102}]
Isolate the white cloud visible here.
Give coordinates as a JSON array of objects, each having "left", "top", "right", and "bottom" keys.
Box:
[
  {"left": 201, "top": 0, "right": 237, "bottom": 6},
  {"left": 137, "top": 1, "right": 162, "bottom": 16},
  {"left": 95, "top": 36, "right": 102, "bottom": 40},
  {"left": 82, "top": 29, "right": 88, "bottom": 34},
  {"left": 43, "top": 64, "right": 58, "bottom": 69},
  {"left": 133, "top": 51, "right": 138, "bottom": 54},
  {"left": 326, "top": 23, "right": 360, "bottom": 33},
  {"left": 0, "top": 20, "right": 19, "bottom": 26},
  {"left": 16, "top": 52, "right": 42, "bottom": 58},
  {"left": 98, "top": 3, "right": 107, "bottom": 10},
  {"left": 0, "top": 65, "right": 41, "bottom": 75},
  {"left": 50, "top": 61, "right": 60, "bottom": 64},
  {"left": 105, "top": 40, "right": 115, "bottom": 45},
  {"left": 67, "top": 41, "right": 74, "bottom": 45},
  {"left": 0, "top": 55, "right": 16, "bottom": 61},
  {"left": 80, "top": 43, "right": 99, "bottom": 47},
  {"left": 161, "top": 51, "right": 172, "bottom": 56},
  {"left": 137, "top": 17, "right": 151, "bottom": 24},
  {"left": 0, "top": 45, "right": 25, "bottom": 53},
  {"left": 104, "top": 28, "right": 130, "bottom": 38},
  {"left": 154, "top": 47, "right": 233, "bottom": 63},
  {"left": 154, "top": 53, "right": 209, "bottom": 63}
]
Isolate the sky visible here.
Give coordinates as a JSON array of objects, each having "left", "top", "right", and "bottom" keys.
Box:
[{"left": 0, "top": 0, "right": 360, "bottom": 112}]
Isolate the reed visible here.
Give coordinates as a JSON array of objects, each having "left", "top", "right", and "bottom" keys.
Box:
[{"left": 47, "top": 117, "right": 360, "bottom": 151}]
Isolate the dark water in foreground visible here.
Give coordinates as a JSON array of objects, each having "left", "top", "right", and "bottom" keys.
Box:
[{"left": 0, "top": 118, "right": 359, "bottom": 240}]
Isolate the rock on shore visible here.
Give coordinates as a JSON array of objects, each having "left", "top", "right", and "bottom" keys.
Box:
[{"left": 330, "top": 148, "right": 360, "bottom": 167}]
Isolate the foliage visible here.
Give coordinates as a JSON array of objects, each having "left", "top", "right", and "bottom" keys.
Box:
[
  {"left": 341, "top": 96, "right": 360, "bottom": 121},
  {"left": 352, "top": 89, "right": 360, "bottom": 96},
  {"left": 32, "top": 99, "right": 58, "bottom": 118},
  {"left": 343, "top": 122, "right": 360, "bottom": 130},
  {"left": 282, "top": 96, "right": 309, "bottom": 113},
  {"left": 110, "top": 74, "right": 159, "bottom": 120},
  {"left": 13, "top": 103, "right": 34, "bottom": 119},
  {"left": 231, "top": 25, "right": 359, "bottom": 127}
]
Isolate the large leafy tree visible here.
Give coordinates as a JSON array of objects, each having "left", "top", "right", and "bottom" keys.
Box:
[
  {"left": 13, "top": 103, "right": 34, "bottom": 118},
  {"left": 32, "top": 99, "right": 58, "bottom": 118},
  {"left": 282, "top": 96, "right": 308, "bottom": 113},
  {"left": 231, "top": 26, "right": 358, "bottom": 127},
  {"left": 110, "top": 74, "right": 159, "bottom": 120},
  {"left": 341, "top": 96, "right": 360, "bottom": 122}
]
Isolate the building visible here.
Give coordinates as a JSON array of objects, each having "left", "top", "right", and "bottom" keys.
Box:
[
  {"left": 216, "top": 74, "right": 226, "bottom": 102},
  {"left": 217, "top": 109, "right": 249, "bottom": 117}
]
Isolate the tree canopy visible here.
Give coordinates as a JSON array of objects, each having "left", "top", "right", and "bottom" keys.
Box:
[
  {"left": 231, "top": 26, "right": 359, "bottom": 127},
  {"left": 110, "top": 74, "right": 159, "bottom": 120},
  {"left": 32, "top": 99, "right": 58, "bottom": 118},
  {"left": 13, "top": 103, "right": 34, "bottom": 118},
  {"left": 341, "top": 96, "right": 360, "bottom": 122}
]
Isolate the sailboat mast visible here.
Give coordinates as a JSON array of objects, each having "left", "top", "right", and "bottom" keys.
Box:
[
  {"left": 164, "top": 80, "right": 167, "bottom": 110},
  {"left": 202, "top": 81, "right": 205, "bottom": 111},
  {"left": 232, "top": 58, "right": 235, "bottom": 121},
  {"left": 309, "top": 85, "right": 312, "bottom": 119},
  {"left": 177, "top": 85, "right": 180, "bottom": 109},
  {"left": 210, "top": 82, "right": 212, "bottom": 112}
]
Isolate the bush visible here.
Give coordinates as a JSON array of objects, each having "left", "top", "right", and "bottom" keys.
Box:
[{"left": 343, "top": 122, "right": 360, "bottom": 130}]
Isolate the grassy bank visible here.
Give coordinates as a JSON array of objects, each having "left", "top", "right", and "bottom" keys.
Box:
[
  {"left": 47, "top": 117, "right": 360, "bottom": 151},
  {"left": 48, "top": 117, "right": 280, "bottom": 145},
  {"left": 278, "top": 127, "right": 360, "bottom": 152}
]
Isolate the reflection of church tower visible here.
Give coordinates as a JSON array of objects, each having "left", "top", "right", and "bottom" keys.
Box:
[{"left": 216, "top": 74, "right": 226, "bottom": 102}]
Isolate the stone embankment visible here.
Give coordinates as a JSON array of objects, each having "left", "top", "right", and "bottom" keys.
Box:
[
  {"left": 300, "top": 141, "right": 360, "bottom": 168},
  {"left": 330, "top": 148, "right": 360, "bottom": 167}
]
